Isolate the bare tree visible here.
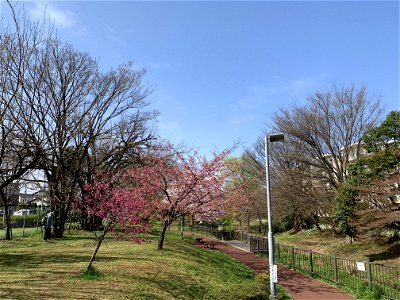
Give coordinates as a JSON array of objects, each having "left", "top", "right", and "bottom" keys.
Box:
[
  {"left": 3, "top": 2, "right": 158, "bottom": 238},
  {"left": 0, "top": 2, "right": 49, "bottom": 239},
  {"left": 241, "top": 139, "right": 315, "bottom": 233},
  {"left": 271, "top": 84, "right": 383, "bottom": 230},
  {"left": 25, "top": 43, "right": 156, "bottom": 238}
]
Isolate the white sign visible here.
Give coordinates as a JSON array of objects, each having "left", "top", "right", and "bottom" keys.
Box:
[
  {"left": 356, "top": 262, "right": 366, "bottom": 272},
  {"left": 271, "top": 265, "right": 278, "bottom": 283}
]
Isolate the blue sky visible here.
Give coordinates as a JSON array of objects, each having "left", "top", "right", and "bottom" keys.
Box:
[{"left": 1, "top": 1, "right": 399, "bottom": 157}]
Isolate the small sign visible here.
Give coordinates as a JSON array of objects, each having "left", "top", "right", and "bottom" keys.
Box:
[
  {"left": 356, "top": 262, "right": 366, "bottom": 272},
  {"left": 271, "top": 265, "right": 278, "bottom": 283}
]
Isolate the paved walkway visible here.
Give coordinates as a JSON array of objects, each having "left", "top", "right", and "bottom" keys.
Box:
[{"left": 195, "top": 235, "right": 355, "bottom": 300}]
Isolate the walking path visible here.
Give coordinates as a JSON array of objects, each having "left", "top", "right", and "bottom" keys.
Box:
[{"left": 195, "top": 235, "right": 355, "bottom": 300}]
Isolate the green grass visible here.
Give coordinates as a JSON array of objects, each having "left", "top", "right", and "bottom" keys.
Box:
[{"left": 0, "top": 228, "right": 273, "bottom": 299}]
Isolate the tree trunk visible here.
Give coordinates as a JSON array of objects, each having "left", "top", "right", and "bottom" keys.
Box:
[
  {"left": 315, "top": 222, "right": 324, "bottom": 232},
  {"left": 51, "top": 198, "right": 71, "bottom": 238},
  {"left": 80, "top": 212, "right": 102, "bottom": 231},
  {"left": 48, "top": 182, "right": 69, "bottom": 238},
  {"left": 258, "top": 218, "right": 263, "bottom": 233},
  {"left": 4, "top": 205, "right": 12, "bottom": 240},
  {"left": 22, "top": 214, "right": 26, "bottom": 237},
  {"left": 87, "top": 227, "right": 108, "bottom": 271},
  {"left": 180, "top": 216, "right": 185, "bottom": 241},
  {"left": 158, "top": 221, "right": 170, "bottom": 250}
]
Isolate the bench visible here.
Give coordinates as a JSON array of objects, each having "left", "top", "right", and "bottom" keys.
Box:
[
  {"left": 195, "top": 237, "right": 204, "bottom": 244},
  {"left": 204, "top": 242, "right": 216, "bottom": 249}
]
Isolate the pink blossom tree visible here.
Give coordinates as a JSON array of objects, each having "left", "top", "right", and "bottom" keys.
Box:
[
  {"left": 82, "top": 174, "right": 149, "bottom": 270},
  {"left": 126, "top": 143, "right": 233, "bottom": 249}
]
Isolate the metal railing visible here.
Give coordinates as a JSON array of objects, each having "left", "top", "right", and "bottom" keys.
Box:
[
  {"left": 188, "top": 224, "right": 400, "bottom": 299},
  {"left": 249, "top": 235, "right": 400, "bottom": 300},
  {"left": 188, "top": 224, "right": 234, "bottom": 240}
]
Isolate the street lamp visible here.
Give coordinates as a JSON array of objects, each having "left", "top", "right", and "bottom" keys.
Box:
[{"left": 264, "top": 133, "right": 284, "bottom": 299}]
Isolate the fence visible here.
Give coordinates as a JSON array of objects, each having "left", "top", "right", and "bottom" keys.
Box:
[
  {"left": 188, "top": 224, "right": 235, "bottom": 240},
  {"left": 188, "top": 225, "right": 400, "bottom": 300},
  {"left": 249, "top": 234, "right": 400, "bottom": 300}
]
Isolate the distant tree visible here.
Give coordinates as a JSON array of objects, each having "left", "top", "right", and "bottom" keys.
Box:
[
  {"left": 363, "top": 111, "right": 400, "bottom": 153},
  {"left": 219, "top": 157, "right": 249, "bottom": 230},
  {"left": 238, "top": 149, "right": 267, "bottom": 233},
  {"left": 241, "top": 138, "right": 321, "bottom": 233},
  {"left": 334, "top": 111, "right": 400, "bottom": 238},
  {"left": 268, "top": 137, "right": 334, "bottom": 232},
  {"left": 271, "top": 84, "right": 383, "bottom": 231},
  {"left": 126, "top": 142, "right": 232, "bottom": 250}
]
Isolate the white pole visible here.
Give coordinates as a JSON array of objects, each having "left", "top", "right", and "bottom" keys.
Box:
[{"left": 265, "top": 135, "right": 276, "bottom": 299}]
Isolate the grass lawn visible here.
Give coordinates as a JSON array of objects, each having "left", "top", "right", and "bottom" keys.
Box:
[{"left": 0, "top": 228, "right": 271, "bottom": 299}]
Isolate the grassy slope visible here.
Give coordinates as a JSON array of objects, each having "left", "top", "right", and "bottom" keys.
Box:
[
  {"left": 0, "top": 228, "right": 270, "bottom": 300},
  {"left": 275, "top": 228, "right": 400, "bottom": 266}
]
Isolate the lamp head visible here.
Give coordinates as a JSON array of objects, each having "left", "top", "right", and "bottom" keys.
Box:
[{"left": 268, "top": 133, "right": 284, "bottom": 142}]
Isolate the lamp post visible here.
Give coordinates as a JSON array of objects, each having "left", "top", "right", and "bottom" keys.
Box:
[{"left": 264, "top": 133, "right": 284, "bottom": 300}]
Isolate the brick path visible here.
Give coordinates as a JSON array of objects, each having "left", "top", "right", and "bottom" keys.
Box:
[{"left": 195, "top": 236, "right": 355, "bottom": 300}]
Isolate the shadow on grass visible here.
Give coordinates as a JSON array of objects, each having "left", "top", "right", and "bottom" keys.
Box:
[
  {"left": 55, "top": 235, "right": 100, "bottom": 241},
  {"left": 0, "top": 252, "right": 90, "bottom": 268},
  {"left": 0, "top": 250, "right": 132, "bottom": 270},
  {"left": 0, "top": 286, "right": 34, "bottom": 300},
  {"left": 0, "top": 283, "right": 109, "bottom": 300},
  {"left": 131, "top": 273, "right": 205, "bottom": 299},
  {"left": 366, "top": 242, "right": 400, "bottom": 262}
]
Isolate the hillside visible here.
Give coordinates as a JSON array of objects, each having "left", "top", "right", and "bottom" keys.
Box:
[{"left": 275, "top": 228, "right": 400, "bottom": 267}]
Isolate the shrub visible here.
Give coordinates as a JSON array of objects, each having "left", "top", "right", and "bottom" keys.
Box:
[
  {"left": 80, "top": 266, "right": 102, "bottom": 280},
  {"left": 356, "top": 282, "right": 384, "bottom": 300},
  {"left": 11, "top": 214, "right": 42, "bottom": 228}
]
